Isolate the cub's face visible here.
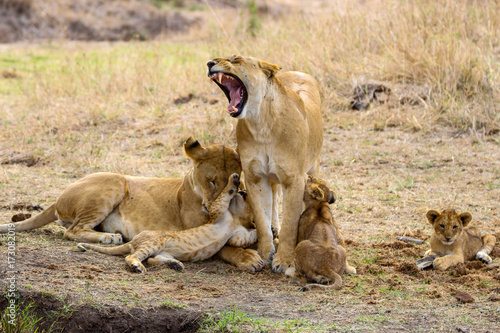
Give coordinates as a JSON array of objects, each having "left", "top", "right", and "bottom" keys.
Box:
[
  {"left": 184, "top": 137, "right": 242, "bottom": 215},
  {"left": 206, "top": 55, "right": 281, "bottom": 119},
  {"left": 229, "top": 190, "right": 254, "bottom": 229},
  {"left": 304, "top": 176, "right": 335, "bottom": 204},
  {"left": 426, "top": 209, "right": 472, "bottom": 245}
]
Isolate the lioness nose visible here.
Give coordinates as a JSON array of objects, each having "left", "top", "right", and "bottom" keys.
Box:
[{"left": 207, "top": 60, "right": 216, "bottom": 69}]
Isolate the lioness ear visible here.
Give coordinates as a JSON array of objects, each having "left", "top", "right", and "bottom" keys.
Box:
[
  {"left": 426, "top": 210, "right": 440, "bottom": 225},
  {"left": 184, "top": 137, "right": 208, "bottom": 160},
  {"left": 459, "top": 212, "right": 472, "bottom": 227},
  {"left": 259, "top": 60, "right": 281, "bottom": 78}
]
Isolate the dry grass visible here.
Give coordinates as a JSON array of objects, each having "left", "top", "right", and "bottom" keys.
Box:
[{"left": 1, "top": 1, "right": 500, "bottom": 331}]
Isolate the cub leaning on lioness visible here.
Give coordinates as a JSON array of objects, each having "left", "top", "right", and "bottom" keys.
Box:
[
  {"left": 0, "top": 138, "right": 264, "bottom": 272},
  {"left": 293, "top": 176, "right": 356, "bottom": 291},
  {"left": 207, "top": 55, "right": 323, "bottom": 273},
  {"left": 78, "top": 174, "right": 259, "bottom": 273},
  {"left": 422, "top": 209, "right": 496, "bottom": 271}
]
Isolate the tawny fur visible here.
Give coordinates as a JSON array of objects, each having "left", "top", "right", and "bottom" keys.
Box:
[
  {"left": 1, "top": 138, "right": 264, "bottom": 272},
  {"left": 207, "top": 55, "right": 323, "bottom": 273},
  {"left": 78, "top": 174, "right": 260, "bottom": 273},
  {"left": 293, "top": 176, "right": 356, "bottom": 291},
  {"left": 425, "top": 209, "right": 496, "bottom": 271}
]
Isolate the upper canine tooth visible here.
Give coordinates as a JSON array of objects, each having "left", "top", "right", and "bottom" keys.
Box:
[{"left": 217, "top": 73, "right": 223, "bottom": 84}]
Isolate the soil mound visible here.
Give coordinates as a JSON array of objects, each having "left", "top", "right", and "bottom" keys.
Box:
[{"left": 0, "top": 0, "right": 194, "bottom": 42}]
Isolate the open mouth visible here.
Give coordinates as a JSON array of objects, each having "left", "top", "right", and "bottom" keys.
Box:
[{"left": 209, "top": 72, "right": 247, "bottom": 117}]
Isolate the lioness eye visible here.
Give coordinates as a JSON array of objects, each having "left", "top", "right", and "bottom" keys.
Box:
[
  {"left": 208, "top": 180, "right": 216, "bottom": 188},
  {"left": 440, "top": 224, "right": 445, "bottom": 229},
  {"left": 452, "top": 226, "right": 458, "bottom": 230}
]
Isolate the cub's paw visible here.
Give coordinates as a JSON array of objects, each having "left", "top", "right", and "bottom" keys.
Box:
[
  {"left": 345, "top": 264, "right": 357, "bottom": 275},
  {"left": 432, "top": 257, "right": 449, "bottom": 271},
  {"left": 76, "top": 243, "right": 88, "bottom": 252},
  {"left": 231, "top": 173, "right": 240, "bottom": 187},
  {"left": 237, "top": 249, "right": 265, "bottom": 273},
  {"left": 272, "top": 252, "right": 294, "bottom": 274},
  {"left": 132, "top": 262, "right": 147, "bottom": 273},
  {"left": 476, "top": 251, "right": 493, "bottom": 264},
  {"left": 167, "top": 260, "right": 185, "bottom": 272}
]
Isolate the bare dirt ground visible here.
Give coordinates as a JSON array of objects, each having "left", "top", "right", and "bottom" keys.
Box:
[
  {"left": 0, "top": 0, "right": 499, "bottom": 332},
  {"left": 1, "top": 126, "right": 500, "bottom": 332}
]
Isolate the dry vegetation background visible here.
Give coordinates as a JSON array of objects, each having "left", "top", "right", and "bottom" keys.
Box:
[{"left": 0, "top": 0, "right": 500, "bottom": 332}]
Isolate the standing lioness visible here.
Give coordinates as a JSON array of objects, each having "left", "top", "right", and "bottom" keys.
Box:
[
  {"left": 207, "top": 55, "right": 323, "bottom": 273},
  {"left": 1, "top": 138, "right": 263, "bottom": 272}
]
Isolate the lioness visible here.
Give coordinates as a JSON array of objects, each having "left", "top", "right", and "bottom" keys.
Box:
[
  {"left": 207, "top": 55, "right": 323, "bottom": 273},
  {"left": 78, "top": 173, "right": 259, "bottom": 273},
  {"left": 1, "top": 138, "right": 264, "bottom": 272},
  {"left": 294, "top": 176, "right": 355, "bottom": 291},
  {"left": 422, "top": 209, "right": 496, "bottom": 271}
]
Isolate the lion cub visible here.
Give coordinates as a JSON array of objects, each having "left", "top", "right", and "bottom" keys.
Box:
[
  {"left": 293, "top": 176, "right": 355, "bottom": 291},
  {"left": 78, "top": 174, "right": 258, "bottom": 273},
  {"left": 422, "top": 209, "right": 496, "bottom": 271}
]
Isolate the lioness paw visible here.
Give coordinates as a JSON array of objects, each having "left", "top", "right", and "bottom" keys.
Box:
[
  {"left": 476, "top": 251, "right": 493, "bottom": 264},
  {"left": 257, "top": 242, "right": 275, "bottom": 265},
  {"left": 272, "top": 252, "right": 294, "bottom": 274},
  {"left": 237, "top": 249, "right": 265, "bottom": 273}
]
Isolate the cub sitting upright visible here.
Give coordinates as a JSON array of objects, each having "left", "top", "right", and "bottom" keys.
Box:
[
  {"left": 293, "top": 176, "right": 356, "bottom": 291},
  {"left": 78, "top": 174, "right": 259, "bottom": 273},
  {"left": 422, "top": 209, "right": 496, "bottom": 271}
]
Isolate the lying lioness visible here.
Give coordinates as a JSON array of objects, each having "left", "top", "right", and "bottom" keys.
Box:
[
  {"left": 421, "top": 209, "right": 496, "bottom": 271},
  {"left": 207, "top": 55, "right": 323, "bottom": 273},
  {"left": 78, "top": 174, "right": 259, "bottom": 273},
  {"left": 293, "top": 176, "right": 355, "bottom": 291},
  {"left": 1, "top": 138, "right": 264, "bottom": 272}
]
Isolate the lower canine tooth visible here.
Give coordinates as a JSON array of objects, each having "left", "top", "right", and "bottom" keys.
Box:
[{"left": 232, "top": 106, "right": 238, "bottom": 112}]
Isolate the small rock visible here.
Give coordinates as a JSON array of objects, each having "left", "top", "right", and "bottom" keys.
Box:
[
  {"left": 11, "top": 213, "right": 31, "bottom": 222},
  {"left": 454, "top": 291, "right": 474, "bottom": 303},
  {"left": 489, "top": 294, "right": 500, "bottom": 302}
]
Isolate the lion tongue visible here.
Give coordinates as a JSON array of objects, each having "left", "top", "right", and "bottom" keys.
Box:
[{"left": 227, "top": 86, "right": 243, "bottom": 113}]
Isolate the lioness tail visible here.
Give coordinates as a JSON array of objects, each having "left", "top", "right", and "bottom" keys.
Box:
[
  {"left": 77, "top": 242, "right": 132, "bottom": 256},
  {"left": 0, "top": 203, "right": 57, "bottom": 233}
]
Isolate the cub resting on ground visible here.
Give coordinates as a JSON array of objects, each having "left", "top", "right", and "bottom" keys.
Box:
[
  {"left": 0, "top": 138, "right": 264, "bottom": 272},
  {"left": 422, "top": 209, "right": 496, "bottom": 271},
  {"left": 293, "top": 176, "right": 356, "bottom": 291},
  {"left": 207, "top": 55, "right": 323, "bottom": 273},
  {"left": 78, "top": 174, "right": 258, "bottom": 273}
]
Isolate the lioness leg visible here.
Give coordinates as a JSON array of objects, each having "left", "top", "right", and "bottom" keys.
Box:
[
  {"left": 216, "top": 246, "right": 265, "bottom": 273},
  {"left": 64, "top": 223, "right": 123, "bottom": 244},
  {"left": 57, "top": 174, "right": 128, "bottom": 244},
  {"left": 273, "top": 175, "right": 306, "bottom": 273},
  {"left": 147, "top": 252, "right": 185, "bottom": 271},
  {"left": 271, "top": 182, "right": 281, "bottom": 239},
  {"left": 476, "top": 234, "right": 496, "bottom": 264}
]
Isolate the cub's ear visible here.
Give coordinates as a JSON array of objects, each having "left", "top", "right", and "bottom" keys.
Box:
[
  {"left": 459, "top": 212, "right": 473, "bottom": 227},
  {"left": 306, "top": 183, "right": 325, "bottom": 201},
  {"left": 259, "top": 60, "right": 281, "bottom": 78},
  {"left": 184, "top": 137, "right": 208, "bottom": 160},
  {"left": 426, "top": 210, "right": 440, "bottom": 225}
]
